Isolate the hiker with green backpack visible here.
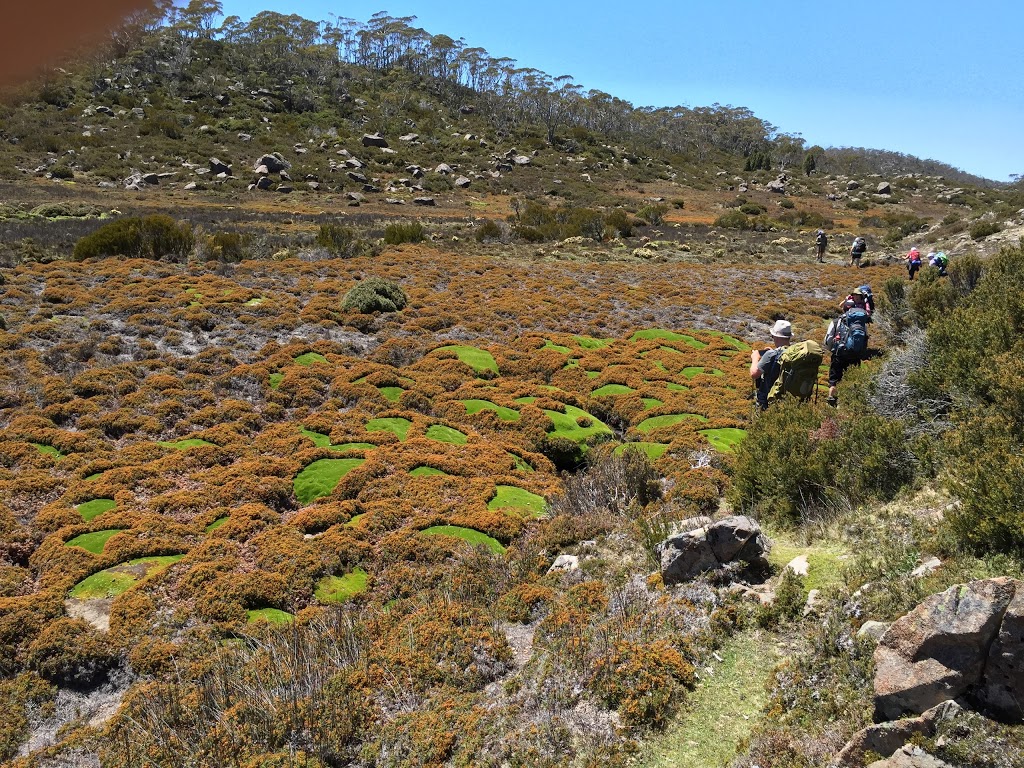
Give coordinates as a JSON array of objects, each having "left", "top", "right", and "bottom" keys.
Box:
[{"left": 750, "top": 320, "right": 824, "bottom": 410}]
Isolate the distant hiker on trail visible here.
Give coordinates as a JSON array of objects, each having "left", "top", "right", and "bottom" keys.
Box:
[
  {"left": 840, "top": 285, "right": 874, "bottom": 316},
  {"left": 750, "top": 320, "right": 791, "bottom": 410},
  {"left": 823, "top": 301, "right": 872, "bottom": 406},
  {"left": 906, "top": 246, "right": 923, "bottom": 280},
  {"left": 815, "top": 229, "right": 828, "bottom": 262},
  {"left": 929, "top": 250, "right": 949, "bottom": 276},
  {"left": 850, "top": 236, "right": 868, "bottom": 267}
]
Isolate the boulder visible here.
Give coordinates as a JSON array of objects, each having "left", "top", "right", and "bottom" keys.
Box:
[
  {"left": 656, "top": 515, "right": 770, "bottom": 586},
  {"left": 255, "top": 153, "right": 290, "bottom": 173},
  {"left": 460, "top": 105, "right": 476, "bottom": 114},
  {"left": 209, "top": 157, "right": 231, "bottom": 175},
  {"left": 910, "top": 557, "right": 942, "bottom": 578},
  {"left": 345, "top": 158, "right": 364, "bottom": 169},
  {"left": 513, "top": 155, "right": 531, "bottom": 166},
  {"left": 455, "top": 176, "right": 471, "bottom": 189},
  {"left": 255, "top": 176, "right": 273, "bottom": 190},
  {"left": 142, "top": 173, "right": 160, "bottom": 185},
  {"left": 847, "top": 180, "right": 861, "bottom": 190},
  {"left": 361, "top": 133, "right": 389, "bottom": 148},
  {"left": 878, "top": 181, "right": 893, "bottom": 195},
  {"left": 874, "top": 577, "right": 1022, "bottom": 721},
  {"left": 254, "top": 165, "right": 270, "bottom": 176},
  {"left": 766, "top": 179, "right": 786, "bottom": 194},
  {"left": 435, "top": 163, "right": 454, "bottom": 175},
  {"left": 276, "top": 185, "right": 293, "bottom": 194},
  {"left": 413, "top": 197, "right": 436, "bottom": 206},
  {"left": 832, "top": 701, "right": 961, "bottom": 768},
  {"left": 95, "top": 105, "right": 114, "bottom": 116},
  {"left": 858, "top": 621, "right": 892, "bottom": 642},
  {"left": 406, "top": 165, "right": 425, "bottom": 178},
  {"left": 238, "top": 133, "right": 253, "bottom": 142},
  {"left": 866, "top": 746, "right": 955, "bottom": 768},
  {"left": 785, "top": 555, "right": 809, "bottom": 577},
  {"left": 399, "top": 133, "right": 419, "bottom": 142},
  {"left": 548, "top": 555, "right": 579, "bottom": 574},
  {"left": 347, "top": 171, "right": 368, "bottom": 184}
]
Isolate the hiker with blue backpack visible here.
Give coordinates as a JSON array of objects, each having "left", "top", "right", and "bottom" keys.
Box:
[
  {"left": 928, "top": 250, "right": 949, "bottom": 276},
  {"left": 824, "top": 288, "right": 872, "bottom": 406}
]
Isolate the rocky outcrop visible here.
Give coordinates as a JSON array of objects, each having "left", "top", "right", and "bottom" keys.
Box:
[
  {"left": 361, "top": 132, "right": 388, "bottom": 148},
  {"left": 877, "top": 181, "right": 893, "bottom": 195},
  {"left": 832, "top": 701, "right": 961, "bottom": 767},
  {"left": 866, "top": 746, "right": 954, "bottom": 768},
  {"left": 873, "top": 577, "right": 1023, "bottom": 723},
  {"left": 255, "top": 153, "right": 290, "bottom": 173},
  {"left": 656, "top": 515, "right": 770, "bottom": 585}
]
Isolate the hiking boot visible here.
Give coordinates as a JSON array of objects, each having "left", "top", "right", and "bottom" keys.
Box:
[{"left": 826, "top": 396, "right": 838, "bottom": 408}]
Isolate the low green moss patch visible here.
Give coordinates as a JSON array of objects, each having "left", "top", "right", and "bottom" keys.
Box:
[
  {"left": 574, "top": 335, "right": 613, "bottom": 349},
  {"left": 514, "top": 396, "right": 538, "bottom": 404},
  {"left": 544, "top": 405, "right": 614, "bottom": 443},
  {"left": 158, "top": 438, "right": 216, "bottom": 450},
  {"left": 76, "top": 498, "right": 116, "bottom": 522},
  {"left": 666, "top": 382, "right": 689, "bottom": 392},
  {"left": 421, "top": 525, "right": 506, "bottom": 554},
  {"left": 206, "top": 516, "right": 228, "bottom": 532},
  {"left": 378, "top": 386, "right": 404, "bottom": 403},
  {"left": 410, "top": 466, "right": 447, "bottom": 477},
  {"left": 510, "top": 454, "right": 535, "bottom": 472},
  {"left": 682, "top": 367, "right": 725, "bottom": 379},
  {"left": 614, "top": 442, "right": 670, "bottom": 460},
  {"left": 243, "top": 297, "right": 266, "bottom": 306},
  {"left": 592, "top": 384, "right": 635, "bottom": 397},
  {"left": 294, "top": 458, "right": 365, "bottom": 504},
  {"left": 365, "top": 417, "right": 412, "bottom": 441},
  {"left": 294, "top": 352, "right": 328, "bottom": 366},
  {"left": 706, "top": 330, "right": 751, "bottom": 350},
  {"left": 767, "top": 540, "right": 848, "bottom": 593},
  {"left": 269, "top": 373, "right": 284, "bottom": 389},
  {"left": 425, "top": 424, "right": 468, "bottom": 445},
  {"left": 699, "top": 428, "right": 748, "bottom": 452},
  {"left": 435, "top": 345, "right": 498, "bottom": 374},
  {"left": 84, "top": 472, "right": 103, "bottom": 481},
  {"left": 636, "top": 413, "right": 708, "bottom": 433},
  {"left": 247, "top": 608, "right": 294, "bottom": 624},
  {"left": 314, "top": 568, "right": 368, "bottom": 603},
  {"left": 69, "top": 555, "right": 185, "bottom": 599},
  {"left": 542, "top": 340, "right": 572, "bottom": 354},
  {"left": 460, "top": 399, "right": 520, "bottom": 421},
  {"left": 642, "top": 397, "right": 664, "bottom": 410},
  {"left": 65, "top": 529, "right": 125, "bottom": 554},
  {"left": 488, "top": 486, "right": 547, "bottom": 517},
  {"left": 630, "top": 328, "right": 691, "bottom": 343},
  {"left": 329, "top": 442, "right": 377, "bottom": 453},
  {"left": 300, "top": 428, "right": 332, "bottom": 447},
  {"left": 32, "top": 443, "right": 63, "bottom": 459}
]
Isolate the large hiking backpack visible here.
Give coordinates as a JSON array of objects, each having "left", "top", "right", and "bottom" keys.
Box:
[
  {"left": 828, "top": 309, "right": 870, "bottom": 357},
  {"left": 767, "top": 340, "right": 824, "bottom": 404},
  {"left": 852, "top": 237, "right": 867, "bottom": 255},
  {"left": 855, "top": 284, "right": 874, "bottom": 314}
]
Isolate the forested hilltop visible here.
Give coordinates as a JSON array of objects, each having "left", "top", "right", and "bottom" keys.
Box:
[{"left": 1, "top": 4, "right": 1024, "bottom": 768}]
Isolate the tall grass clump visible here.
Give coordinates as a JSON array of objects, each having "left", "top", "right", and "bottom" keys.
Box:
[
  {"left": 73, "top": 215, "right": 193, "bottom": 262},
  {"left": 383, "top": 221, "right": 425, "bottom": 245}
]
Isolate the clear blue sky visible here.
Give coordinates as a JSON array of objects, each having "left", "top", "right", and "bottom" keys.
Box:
[{"left": 215, "top": 0, "right": 1022, "bottom": 181}]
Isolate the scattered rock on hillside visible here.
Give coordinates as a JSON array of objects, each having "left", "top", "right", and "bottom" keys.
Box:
[
  {"left": 513, "top": 155, "right": 531, "bottom": 166},
  {"left": 656, "top": 515, "right": 770, "bottom": 585},
  {"left": 832, "top": 700, "right": 962, "bottom": 768},
  {"left": 766, "top": 176, "right": 786, "bottom": 194},
  {"left": 347, "top": 171, "right": 368, "bottom": 183},
  {"left": 362, "top": 132, "right": 388, "bottom": 148},
  {"left": 865, "top": 745, "right": 955, "bottom": 768},
  {"left": 255, "top": 153, "right": 290, "bottom": 173},
  {"left": 848, "top": 180, "right": 861, "bottom": 190},
  {"left": 435, "top": 163, "right": 453, "bottom": 175},
  {"left": 209, "top": 157, "right": 231, "bottom": 175},
  {"left": 548, "top": 554, "right": 579, "bottom": 574},
  {"left": 873, "top": 577, "right": 1024, "bottom": 722},
  {"left": 455, "top": 176, "right": 471, "bottom": 189},
  {"left": 858, "top": 620, "right": 892, "bottom": 642},
  {"left": 878, "top": 181, "right": 893, "bottom": 195},
  {"left": 413, "top": 197, "right": 436, "bottom": 206},
  {"left": 910, "top": 557, "right": 942, "bottom": 578},
  {"left": 255, "top": 176, "right": 272, "bottom": 190},
  {"left": 399, "top": 133, "right": 419, "bottom": 142},
  {"left": 460, "top": 105, "right": 476, "bottom": 114},
  {"left": 785, "top": 554, "right": 809, "bottom": 576}
]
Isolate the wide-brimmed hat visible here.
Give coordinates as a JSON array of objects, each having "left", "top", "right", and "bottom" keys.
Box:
[{"left": 770, "top": 320, "right": 793, "bottom": 339}]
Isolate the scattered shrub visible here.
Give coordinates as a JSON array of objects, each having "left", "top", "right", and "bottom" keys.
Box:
[
  {"left": 316, "top": 223, "right": 366, "bottom": 257},
  {"left": 383, "top": 221, "right": 425, "bottom": 245},
  {"left": 72, "top": 215, "right": 193, "bottom": 261},
  {"left": 714, "top": 210, "right": 752, "bottom": 230},
  {"left": 474, "top": 219, "right": 503, "bottom": 242},
  {"left": 27, "top": 618, "right": 118, "bottom": 688},
  {"left": 341, "top": 277, "right": 408, "bottom": 313},
  {"left": 49, "top": 164, "right": 74, "bottom": 180},
  {"left": 968, "top": 220, "right": 1001, "bottom": 240},
  {"left": 637, "top": 203, "right": 668, "bottom": 225}
]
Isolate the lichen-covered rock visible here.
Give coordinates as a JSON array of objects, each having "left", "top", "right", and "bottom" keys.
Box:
[{"left": 656, "top": 515, "right": 770, "bottom": 585}]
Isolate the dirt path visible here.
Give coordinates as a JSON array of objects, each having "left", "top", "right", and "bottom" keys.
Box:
[{"left": 631, "top": 628, "right": 781, "bottom": 768}]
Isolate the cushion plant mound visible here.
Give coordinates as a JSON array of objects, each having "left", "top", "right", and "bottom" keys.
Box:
[
  {"left": 514, "top": 396, "right": 538, "bottom": 404},
  {"left": 488, "top": 486, "right": 547, "bottom": 518},
  {"left": 76, "top": 498, "right": 116, "bottom": 522},
  {"left": 682, "top": 367, "right": 725, "bottom": 379},
  {"left": 706, "top": 330, "right": 751, "bottom": 350},
  {"left": 591, "top": 383, "right": 635, "bottom": 397},
  {"left": 300, "top": 428, "right": 332, "bottom": 448},
  {"left": 378, "top": 386, "right": 404, "bottom": 403},
  {"left": 509, "top": 453, "right": 535, "bottom": 472},
  {"left": 329, "top": 442, "right": 378, "bottom": 453},
  {"left": 84, "top": 472, "right": 104, "bottom": 481},
  {"left": 341, "top": 277, "right": 408, "bottom": 313},
  {"left": 614, "top": 442, "right": 670, "bottom": 461},
  {"left": 543, "top": 405, "right": 614, "bottom": 443},
  {"left": 205, "top": 516, "right": 229, "bottom": 532},
  {"left": 243, "top": 297, "right": 265, "bottom": 306},
  {"left": 269, "top": 373, "right": 284, "bottom": 390},
  {"left": 158, "top": 438, "right": 216, "bottom": 450},
  {"left": 636, "top": 413, "right": 709, "bottom": 433},
  {"left": 69, "top": 555, "right": 185, "bottom": 599},
  {"left": 421, "top": 526, "right": 506, "bottom": 555},
  {"left": 435, "top": 345, "right": 499, "bottom": 375},
  {"left": 32, "top": 443, "right": 63, "bottom": 459},
  {"left": 293, "top": 352, "right": 328, "bottom": 366},
  {"left": 574, "top": 335, "right": 613, "bottom": 349},
  {"left": 314, "top": 568, "right": 368, "bottom": 603},
  {"left": 460, "top": 399, "right": 520, "bottom": 421},
  {"left": 294, "top": 458, "right": 365, "bottom": 504},
  {"left": 246, "top": 608, "right": 294, "bottom": 624},
  {"left": 631, "top": 329, "right": 707, "bottom": 347},
  {"left": 365, "top": 417, "right": 412, "bottom": 441},
  {"left": 410, "top": 466, "right": 448, "bottom": 477},
  {"left": 642, "top": 397, "right": 664, "bottom": 410},
  {"left": 425, "top": 424, "right": 468, "bottom": 445},
  {"left": 586, "top": 370, "right": 601, "bottom": 379},
  {"left": 542, "top": 340, "right": 572, "bottom": 354},
  {"left": 699, "top": 428, "right": 748, "bottom": 452},
  {"left": 665, "top": 382, "right": 690, "bottom": 392},
  {"left": 65, "top": 529, "right": 125, "bottom": 554}
]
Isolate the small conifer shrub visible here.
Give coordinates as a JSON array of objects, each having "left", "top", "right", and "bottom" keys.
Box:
[
  {"left": 341, "top": 278, "right": 408, "bottom": 313},
  {"left": 383, "top": 221, "right": 425, "bottom": 245}
]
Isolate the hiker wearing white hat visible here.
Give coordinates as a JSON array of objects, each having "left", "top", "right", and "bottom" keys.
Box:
[{"left": 750, "top": 320, "right": 793, "bottom": 409}]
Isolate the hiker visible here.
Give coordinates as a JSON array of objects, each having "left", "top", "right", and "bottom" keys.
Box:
[
  {"left": 850, "top": 236, "right": 868, "bottom": 267},
  {"left": 906, "top": 246, "right": 922, "bottom": 280},
  {"left": 840, "top": 285, "right": 874, "bottom": 316},
  {"left": 815, "top": 229, "right": 828, "bottom": 262},
  {"left": 929, "top": 250, "right": 949, "bottom": 276},
  {"left": 824, "top": 303, "right": 872, "bottom": 406},
  {"left": 750, "top": 319, "right": 791, "bottom": 410}
]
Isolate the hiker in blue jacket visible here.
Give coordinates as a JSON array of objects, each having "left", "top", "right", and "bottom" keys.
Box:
[{"left": 750, "top": 320, "right": 792, "bottom": 409}]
